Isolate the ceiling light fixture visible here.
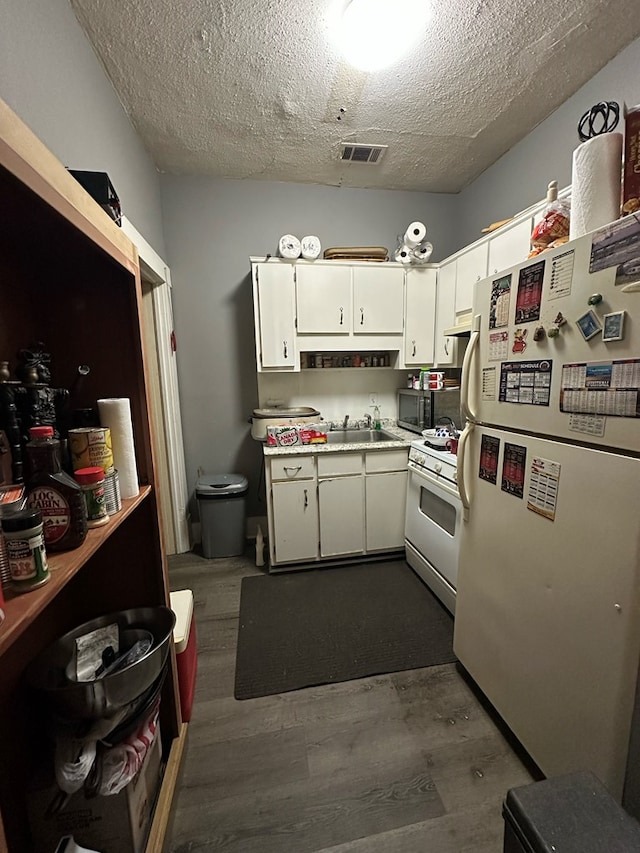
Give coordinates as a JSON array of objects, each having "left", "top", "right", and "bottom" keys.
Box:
[{"left": 330, "top": 0, "right": 431, "bottom": 73}]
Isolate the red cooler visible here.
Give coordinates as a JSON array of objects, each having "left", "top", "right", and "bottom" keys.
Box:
[{"left": 170, "top": 589, "right": 197, "bottom": 722}]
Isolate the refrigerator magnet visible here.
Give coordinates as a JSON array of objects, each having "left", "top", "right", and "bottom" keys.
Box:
[
  {"left": 602, "top": 310, "right": 626, "bottom": 342},
  {"left": 575, "top": 309, "right": 602, "bottom": 341}
]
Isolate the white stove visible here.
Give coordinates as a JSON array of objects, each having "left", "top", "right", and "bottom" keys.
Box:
[{"left": 405, "top": 439, "right": 462, "bottom": 614}]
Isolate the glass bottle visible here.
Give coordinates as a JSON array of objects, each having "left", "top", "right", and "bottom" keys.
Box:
[{"left": 25, "top": 426, "right": 88, "bottom": 551}]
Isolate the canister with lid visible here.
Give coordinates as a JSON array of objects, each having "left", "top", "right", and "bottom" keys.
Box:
[
  {"left": 74, "top": 466, "right": 109, "bottom": 527},
  {"left": 0, "top": 485, "right": 26, "bottom": 592},
  {"left": 1, "top": 508, "right": 49, "bottom": 593}
]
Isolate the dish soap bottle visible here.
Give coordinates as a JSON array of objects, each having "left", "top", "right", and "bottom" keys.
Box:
[
  {"left": 25, "top": 426, "right": 88, "bottom": 551},
  {"left": 373, "top": 405, "right": 381, "bottom": 430}
]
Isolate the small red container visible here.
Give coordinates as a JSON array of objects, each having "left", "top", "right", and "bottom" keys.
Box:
[{"left": 170, "top": 589, "right": 197, "bottom": 722}]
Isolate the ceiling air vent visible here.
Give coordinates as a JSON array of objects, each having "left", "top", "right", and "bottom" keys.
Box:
[{"left": 339, "top": 143, "right": 388, "bottom": 165}]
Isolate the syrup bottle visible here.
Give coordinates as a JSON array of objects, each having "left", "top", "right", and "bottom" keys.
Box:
[{"left": 25, "top": 426, "right": 88, "bottom": 551}]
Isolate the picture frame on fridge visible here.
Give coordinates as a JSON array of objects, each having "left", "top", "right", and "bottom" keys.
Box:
[
  {"left": 602, "top": 310, "right": 626, "bottom": 342},
  {"left": 575, "top": 309, "right": 602, "bottom": 341}
]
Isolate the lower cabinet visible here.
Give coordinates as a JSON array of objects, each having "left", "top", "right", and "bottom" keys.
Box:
[{"left": 267, "top": 448, "right": 409, "bottom": 569}]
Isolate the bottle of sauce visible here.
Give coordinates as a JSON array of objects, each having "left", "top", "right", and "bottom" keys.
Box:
[{"left": 25, "top": 426, "right": 88, "bottom": 551}]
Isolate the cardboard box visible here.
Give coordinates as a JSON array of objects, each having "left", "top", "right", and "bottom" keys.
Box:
[
  {"left": 29, "top": 727, "right": 162, "bottom": 853},
  {"left": 266, "top": 424, "right": 327, "bottom": 446},
  {"left": 623, "top": 104, "right": 640, "bottom": 215}
]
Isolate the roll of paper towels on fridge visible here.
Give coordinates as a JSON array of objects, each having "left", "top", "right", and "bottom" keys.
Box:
[
  {"left": 394, "top": 244, "right": 412, "bottom": 264},
  {"left": 300, "top": 235, "right": 322, "bottom": 259},
  {"left": 97, "top": 398, "right": 139, "bottom": 499},
  {"left": 413, "top": 241, "right": 433, "bottom": 263},
  {"left": 404, "top": 221, "right": 427, "bottom": 248},
  {"left": 569, "top": 133, "right": 623, "bottom": 240},
  {"left": 278, "top": 234, "right": 301, "bottom": 259}
]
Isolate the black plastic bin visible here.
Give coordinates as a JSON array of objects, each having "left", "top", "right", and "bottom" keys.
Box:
[
  {"left": 196, "top": 474, "right": 248, "bottom": 558},
  {"left": 503, "top": 771, "right": 640, "bottom": 852}
]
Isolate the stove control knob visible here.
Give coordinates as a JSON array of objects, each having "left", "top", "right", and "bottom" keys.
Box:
[{"left": 434, "top": 462, "right": 442, "bottom": 473}]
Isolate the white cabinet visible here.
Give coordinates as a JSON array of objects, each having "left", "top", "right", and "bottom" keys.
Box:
[
  {"left": 352, "top": 265, "right": 404, "bottom": 333},
  {"left": 435, "top": 260, "right": 458, "bottom": 365},
  {"left": 454, "top": 243, "right": 488, "bottom": 315},
  {"left": 403, "top": 267, "right": 436, "bottom": 366},
  {"left": 318, "top": 476, "right": 364, "bottom": 556},
  {"left": 272, "top": 480, "right": 318, "bottom": 563},
  {"left": 365, "top": 471, "right": 408, "bottom": 551},
  {"left": 296, "top": 264, "right": 352, "bottom": 333},
  {"left": 253, "top": 262, "right": 297, "bottom": 369},
  {"left": 487, "top": 218, "right": 532, "bottom": 275}
]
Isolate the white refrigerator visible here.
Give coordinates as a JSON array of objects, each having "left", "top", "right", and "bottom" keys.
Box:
[{"left": 453, "top": 224, "right": 640, "bottom": 804}]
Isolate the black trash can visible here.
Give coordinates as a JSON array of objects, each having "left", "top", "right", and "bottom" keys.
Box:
[
  {"left": 503, "top": 771, "right": 640, "bottom": 852},
  {"left": 196, "top": 474, "right": 248, "bottom": 558}
]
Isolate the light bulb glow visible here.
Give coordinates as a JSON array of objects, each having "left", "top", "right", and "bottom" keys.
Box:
[{"left": 332, "top": 0, "right": 430, "bottom": 72}]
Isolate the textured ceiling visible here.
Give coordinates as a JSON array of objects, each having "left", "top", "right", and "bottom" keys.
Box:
[{"left": 71, "top": 0, "right": 640, "bottom": 193}]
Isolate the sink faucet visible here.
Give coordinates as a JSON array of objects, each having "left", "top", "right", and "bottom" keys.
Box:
[
  {"left": 363, "top": 413, "right": 372, "bottom": 428},
  {"left": 342, "top": 414, "right": 349, "bottom": 429}
]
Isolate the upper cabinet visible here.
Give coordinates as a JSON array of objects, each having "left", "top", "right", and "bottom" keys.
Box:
[
  {"left": 252, "top": 262, "right": 297, "bottom": 370},
  {"left": 487, "top": 218, "right": 533, "bottom": 276},
  {"left": 352, "top": 266, "right": 404, "bottom": 334},
  {"left": 434, "top": 260, "right": 458, "bottom": 365},
  {"left": 454, "top": 242, "right": 488, "bottom": 315},
  {"left": 296, "top": 264, "right": 352, "bottom": 333},
  {"left": 404, "top": 267, "right": 436, "bottom": 366}
]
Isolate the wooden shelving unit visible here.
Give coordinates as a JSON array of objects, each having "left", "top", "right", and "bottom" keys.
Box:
[{"left": 0, "top": 98, "right": 185, "bottom": 853}]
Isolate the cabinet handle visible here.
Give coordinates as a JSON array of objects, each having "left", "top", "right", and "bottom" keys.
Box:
[
  {"left": 304, "top": 488, "right": 308, "bottom": 508},
  {"left": 444, "top": 338, "right": 449, "bottom": 356},
  {"left": 340, "top": 307, "right": 344, "bottom": 325},
  {"left": 284, "top": 465, "right": 302, "bottom": 474},
  {"left": 412, "top": 339, "right": 416, "bottom": 357},
  {"left": 360, "top": 307, "right": 364, "bottom": 325},
  {"left": 283, "top": 340, "right": 288, "bottom": 358}
]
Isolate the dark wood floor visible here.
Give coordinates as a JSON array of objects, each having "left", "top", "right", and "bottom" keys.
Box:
[{"left": 165, "top": 551, "right": 535, "bottom": 852}]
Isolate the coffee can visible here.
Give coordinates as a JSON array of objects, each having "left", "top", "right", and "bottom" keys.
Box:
[{"left": 68, "top": 427, "right": 114, "bottom": 474}]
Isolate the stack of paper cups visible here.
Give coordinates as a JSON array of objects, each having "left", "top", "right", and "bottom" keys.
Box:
[
  {"left": 404, "top": 221, "right": 427, "bottom": 248},
  {"left": 569, "top": 133, "right": 623, "bottom": 240},
  {"left": 97, "top": 398, "right": 139, "bottom": 499},
  {"left": 278, "top": 234, "right": 301, "bottom": 259}
]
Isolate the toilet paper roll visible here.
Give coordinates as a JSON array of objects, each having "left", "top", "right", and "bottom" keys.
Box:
[
  {"left": 412, "top": 241, "right": 433, "bottom": 263},
  {"left": 97, "top": 398, "right": 139, "bottom": 499},
  {"left": 569, "top": 132, "right": 623, "bottom": 240},
  {"left": 394, "top": 244, "right": 412, "bottom": 264},
  {"left": 404, "top": 221, "right": 427, "bottom": 248},
  {"left": 301, "top": 235, "right": 322, "bottom": 260},
  {"left": 278, "top": 234, "right": 301, "bottom": 259}
]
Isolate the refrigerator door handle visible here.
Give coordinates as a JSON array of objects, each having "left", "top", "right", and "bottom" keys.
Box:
[
  {"left": 457, "top": 421, "right": 474, "bottom": 521},
  {"left": 461, "top": 314, "right": 481, "bottom": 423}
]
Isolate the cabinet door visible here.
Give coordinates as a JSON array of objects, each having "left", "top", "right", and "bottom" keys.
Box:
[
  {"left": 365, "top": 471, "right": 408, "bottom": 551},
  {"left": 272, "top": 480, "right": 318, "bottom": 563},
  {"left": 434, "top": 260, "right": 457, "bottom": 365},
  {"left": 296, "top": 264, "right": 351, "bottom": 333},
  {"left": 352, "top": 266, "right": 404, "bottom": 333},
  {"left": 255, "top": 263, "right": 296, "bottom": 368},
  {"left": 404, "top": 267, "right": 436, "bottom": 365},
  {"left": 487, "top": 218, "right": 532, "bottom": 276},
  {"left": 318, "top": 476, "right": 364, "bottom": 556},
  {"left": 455, "top": 243, "right": 488, "bottom": 315}
]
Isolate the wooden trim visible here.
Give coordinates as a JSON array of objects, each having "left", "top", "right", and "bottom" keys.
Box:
[{"left": 145, "top": 723, "right": 189, "bottom": 853}]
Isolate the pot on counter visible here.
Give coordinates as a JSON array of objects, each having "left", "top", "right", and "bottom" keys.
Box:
[{"left": 250, "top": 406, "right": 321, "bottom": 441}]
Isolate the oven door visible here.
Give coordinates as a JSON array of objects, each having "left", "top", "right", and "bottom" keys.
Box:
[{"left": 405, "top": 460, "right": 462, "bottom": 612}]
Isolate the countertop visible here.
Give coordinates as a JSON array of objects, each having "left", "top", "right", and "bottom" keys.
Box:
[{"left": 262, "top": 421, "right": 417, "bottom": 456}]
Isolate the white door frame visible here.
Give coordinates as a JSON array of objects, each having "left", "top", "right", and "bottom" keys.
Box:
[{"left": 122, "top": 216, "right": 190, "bottom": 553}]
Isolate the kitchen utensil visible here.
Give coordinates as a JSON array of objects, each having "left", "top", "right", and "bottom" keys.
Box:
[
  {"left": 250, "top": 406, "right": 321, "bottom": 441},
  {"left": 421, "top": 429, "right": 450, "bottom": 447},
  {"left": 26, "top": 606, "right": 175, "bottom": 720}
]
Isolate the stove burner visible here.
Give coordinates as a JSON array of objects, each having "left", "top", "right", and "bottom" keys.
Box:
[{"left": 423, "top": 441, "right": 449, "bottom": 451}]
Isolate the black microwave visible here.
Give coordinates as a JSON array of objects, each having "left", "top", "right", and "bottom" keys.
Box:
[{"left": 397, "top": 388, "right": 462, "bottom": 434}]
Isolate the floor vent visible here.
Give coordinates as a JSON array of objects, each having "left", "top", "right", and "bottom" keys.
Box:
[{"left": 339, "top": 143, "right": 388, "bottom": 164}]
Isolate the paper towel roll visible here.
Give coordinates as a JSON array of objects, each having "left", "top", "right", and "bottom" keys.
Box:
[
  {"left": 394, "top": 244, "right": 412, "bottom": 264},
  {"left": 97, "top": 398, "right": 139, "bottom": 499},
  {"left": 404, "top": 221, "right": 427, "bottom": 248},
  {"left": 569, "top": 133, "right": 623, "bottom": 240},
  {"left": 412, "top": 241, "right": 433, "bottom": 263},
  {"left": 300, "top": 235, "right": 322, "bottom": 260},
  {"left": 278, "top": 234, "right": 301, "bottom": 259}
]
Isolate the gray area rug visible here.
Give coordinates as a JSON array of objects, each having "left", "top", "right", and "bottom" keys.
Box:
[{"left": 235, "top": 560, "right": 456, "bottom": 700}]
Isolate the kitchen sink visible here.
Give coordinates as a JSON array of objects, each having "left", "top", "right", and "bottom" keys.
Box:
[{"left": 326, "top": 429, "right": 397, "bottom": 444}]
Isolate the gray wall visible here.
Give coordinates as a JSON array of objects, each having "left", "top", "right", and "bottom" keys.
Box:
[
  {"left": 160, "top": 176, "right": 458, "bottom": 516},
  {"left": 456, "top": 37, "right": 640, "bottom": 251},
  {"left": 0, "top": 0, "right": 166, "bottom": 254}
]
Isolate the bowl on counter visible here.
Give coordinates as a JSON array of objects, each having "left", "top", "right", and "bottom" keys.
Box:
[{"left": 421, "top": 429, "right": 451, "bottom": 447}]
